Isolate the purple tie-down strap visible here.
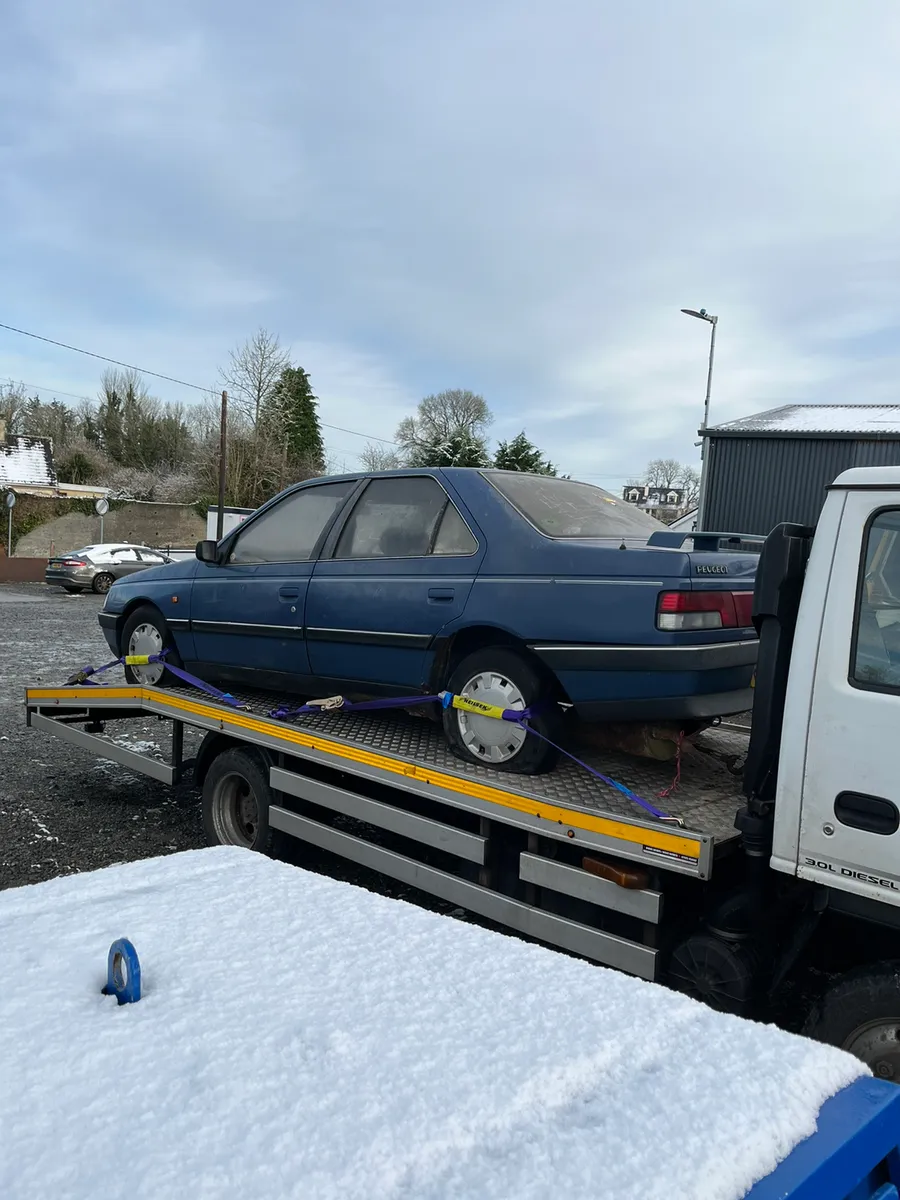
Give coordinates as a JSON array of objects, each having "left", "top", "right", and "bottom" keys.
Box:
[
  {"left": 66, "top": 656, "right": 125, "bottom": 686},
  {"left": 269, "top": 690, "right": 676, "bottom": 826},
  {"left": 146, "top": 654, "right": 246, "bottom": 708},
  {"left": 269, "top": 694, "right": 445, "bottom": 721},
  {"left": 521, "top": 724, "right": 681, "bottom": 825}
]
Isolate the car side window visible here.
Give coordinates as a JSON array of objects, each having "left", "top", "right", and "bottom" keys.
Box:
[
  {"left": 432, "top": 502, "right": 477, "bottom": 556},
  {"left": 853, "top": 509, "right": 900, "bottom": 691},
  {"left": 113, "top": 548, "right": 138, "bottom": 562},
  {"left": 137, "top": 550, "right": 165, "bottom": 564},
  {"left": 334, "top": 477, "right": 452, "bottom": 559},
  {"left": 229, "top": 481, "right": 355, "bottom": 565}
]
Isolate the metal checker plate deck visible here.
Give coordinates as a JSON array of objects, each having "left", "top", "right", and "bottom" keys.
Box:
[{"left": 164, "top": 685, "right": 747, "bottom": 845}]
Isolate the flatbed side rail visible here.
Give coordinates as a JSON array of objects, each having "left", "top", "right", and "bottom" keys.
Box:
[{"left": 24, "top": 682, "right": 716, "bottom": 879}]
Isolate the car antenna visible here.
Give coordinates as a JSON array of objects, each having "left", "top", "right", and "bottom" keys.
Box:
[{"left": 618, "top": 539, "right": 627, "bottom": 550}]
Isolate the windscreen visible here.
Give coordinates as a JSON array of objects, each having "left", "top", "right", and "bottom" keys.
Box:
[{"left": 485, "top": 472, "right": 666, "bottom": 538}]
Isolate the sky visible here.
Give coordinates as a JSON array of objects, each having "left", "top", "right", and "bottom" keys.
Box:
[{"left": 3, "top": 1, "right": 900, "bottom": 488}]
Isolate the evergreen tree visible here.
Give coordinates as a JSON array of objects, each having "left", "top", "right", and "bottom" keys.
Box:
[
  {"left": 493, "top": 431, "right": 556, "bottom": 475},
  {"left": 263, "top": 366, "right": 325, "bottom": 473}
]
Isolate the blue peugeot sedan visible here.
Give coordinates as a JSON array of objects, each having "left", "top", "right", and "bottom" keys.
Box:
[{"left": 98, "top": 469, "right": 759, "bottom": 773}]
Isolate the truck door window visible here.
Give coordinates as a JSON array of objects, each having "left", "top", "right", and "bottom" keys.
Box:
[{"left": 853, "top": 509, "right": 900, "bottom": 689}]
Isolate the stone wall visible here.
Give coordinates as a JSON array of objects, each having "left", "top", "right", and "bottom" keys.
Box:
[{"left": 16, "top": 502, "right": 205, "bottom": 556}]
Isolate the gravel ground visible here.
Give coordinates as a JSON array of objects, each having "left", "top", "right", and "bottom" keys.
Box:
[
  {"left": 0, "top": 584, "right": 459, "bottom": 914},
  {"left": 0, "top": 584, "right": 205, "bottom": 892}
]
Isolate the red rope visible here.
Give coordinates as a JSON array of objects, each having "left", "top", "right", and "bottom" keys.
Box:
[{"left": 658, "top": 731, "right": 685, "bottom": 799}]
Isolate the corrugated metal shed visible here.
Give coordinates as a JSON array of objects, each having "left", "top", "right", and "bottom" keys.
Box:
[
  {"left": 0, "top": 436, "right": 56, "bottom": 488},
  {"left": 702, "top": 405, "right": 900, "bottom": 535}
]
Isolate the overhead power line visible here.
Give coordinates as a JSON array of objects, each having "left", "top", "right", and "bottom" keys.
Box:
[{"left": 0, "top": 321, "right": 398, "bottom": 445}]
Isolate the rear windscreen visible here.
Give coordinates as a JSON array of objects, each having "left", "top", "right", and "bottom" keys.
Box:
[{"left": 484, "top": 472, "right": 665, "bottom": 538}]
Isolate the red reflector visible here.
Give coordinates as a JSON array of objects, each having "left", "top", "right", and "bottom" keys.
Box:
[{"left": 733, "top": 592, "right": 754, "bottom": 628}]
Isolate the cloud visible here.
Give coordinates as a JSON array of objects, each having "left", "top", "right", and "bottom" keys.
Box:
[{"left": 3, "top": 0, "right": 900, "bottom": 486}]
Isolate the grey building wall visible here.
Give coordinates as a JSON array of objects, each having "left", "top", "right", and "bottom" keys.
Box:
[{"left": 704, "top": 436, "right": 900, "bottom": 535}]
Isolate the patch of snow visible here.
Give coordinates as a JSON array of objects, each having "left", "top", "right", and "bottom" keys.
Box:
[{"left": 0, "top": 848, "right": 867, "bottom": 1200}]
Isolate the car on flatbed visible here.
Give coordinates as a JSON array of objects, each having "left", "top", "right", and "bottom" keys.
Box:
[
  {"left": 97, "top": 469, "right": 760, "bottom": 772},
  {"left": 45, "top": 543, "right": 174, "bottom": 594}
]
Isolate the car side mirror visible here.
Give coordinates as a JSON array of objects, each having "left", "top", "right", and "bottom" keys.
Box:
[{"left": 196, "top": 540, "right": 219, "bottom": 564}]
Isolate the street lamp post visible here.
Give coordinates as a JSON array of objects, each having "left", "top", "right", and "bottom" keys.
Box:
[{"left": 681, "top": 307, "right": 718, "bottom": 531}]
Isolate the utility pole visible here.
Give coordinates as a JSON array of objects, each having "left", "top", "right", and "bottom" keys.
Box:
[
  {"left": 681, "top": 308, "right": 718, "bottom": 531},
  {"left": 216, "top": 390, "right": 228, "bottom": 541}
]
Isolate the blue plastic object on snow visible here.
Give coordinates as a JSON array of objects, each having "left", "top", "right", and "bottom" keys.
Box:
[
  {"left": 101, "top": 938, "right": 141, "bottom": 1005},
  {"left": 745, "top": 1076, "right": 900, "bottom": 1199}
]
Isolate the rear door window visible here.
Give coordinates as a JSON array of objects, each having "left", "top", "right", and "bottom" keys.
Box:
[
  {"left": 485, "top": 472, "right": 664, "bottom": 538},
  {"left": 229, "top": 481, "right": 355, "bottom": 565},
  {"left": 335, "top": 477, "right": 449, "bottom": 559}
]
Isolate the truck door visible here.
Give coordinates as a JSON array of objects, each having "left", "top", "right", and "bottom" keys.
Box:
[{"left": 801, "top": 493, "right": 900, "bottom": 899}]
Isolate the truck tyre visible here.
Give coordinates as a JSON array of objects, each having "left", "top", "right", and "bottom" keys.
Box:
[
  {"left": 804, "top": 962, "right": 900, "bottom": 1081},
  {"left": 202, "top": 747, "right": 285, "bottom": 856},
  {"left": 442, "top": 647, "right": 562, "bottom": 774},
  {"left": 121, "top": 604, "right": 183, "bottom": 687}
]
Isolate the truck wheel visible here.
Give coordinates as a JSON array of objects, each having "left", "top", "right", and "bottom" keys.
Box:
[
  {"left": 121, "top": 605, "right": 183, "bottom": 687},
  {"left": 202, "top": 748, "right": 284, "bottom": 856},
  {"left": 442, "top": 647, "right": 562, "bottom": 774},
  {"left": 804, "top": 962, "right": 900, "bottom": 1081}
]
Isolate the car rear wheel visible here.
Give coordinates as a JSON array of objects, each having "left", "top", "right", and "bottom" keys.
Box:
[
  {"left": 92, "top": 572, "right": 114, "bottom": 595},
  {"left": 121, "top": 604, "right": 183, "bottom": 687},
  {"left": 442, "top": 647, "right": 563, "bottom": 774}
]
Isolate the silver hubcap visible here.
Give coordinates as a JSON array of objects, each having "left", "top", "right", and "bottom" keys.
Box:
[
  {"left": 844, "top": 1020, "right": 900, "bottom": 1080},
  {"left": 211, "top": 773, "right": 259, "bottom": 847},
  {"left": 456, "top": 670, "right": 528, "bottom": 763},
  {"left": 128, "top": 622, "right": 164, "bottom": 685}
]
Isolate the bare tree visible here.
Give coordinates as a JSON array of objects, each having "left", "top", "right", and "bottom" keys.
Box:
[
  {"left": 681, "top": 466, "right": 700, "bottom": 508},
  {"left": 220, "top": 329, "right": 289, "bottom": 429},
  {"left": 360, "top": 442, "right": 402, "bottom": 471},
  {"left": 396, "top": 389, "right": 492, "bottom": 467},
  {"left": 0, "top": 381, "right": 30, "bottom": 435}
]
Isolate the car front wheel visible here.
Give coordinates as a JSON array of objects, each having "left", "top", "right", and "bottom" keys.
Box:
[
  {"left": 121, "top": 604, "right": 183, "bottom": 687},
  {"left": 441, "top": 647, "right": 562, "bottom": 774}
]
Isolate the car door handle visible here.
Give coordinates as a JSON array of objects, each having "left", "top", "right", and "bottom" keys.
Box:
[
  {"left": 279, "top": 587, "right": 300, "bottom": 600},
  {"left": 428, "top": 588, "right": 455, "bottom": 603}
]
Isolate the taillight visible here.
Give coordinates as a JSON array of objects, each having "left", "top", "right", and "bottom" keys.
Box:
[
  {"left": 657, "top": 590, "right": 755, "bottom": 632},
  {"left": 62, "top": 559, "right": 85, "bottom": 567}
]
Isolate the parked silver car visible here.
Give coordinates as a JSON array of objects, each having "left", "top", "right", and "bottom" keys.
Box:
[{"left": 44, "top": 544, "right": 173, "bottom": 594}]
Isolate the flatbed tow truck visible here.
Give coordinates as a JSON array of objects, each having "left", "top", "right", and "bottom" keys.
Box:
[{"left": 23, "top": 465, "right": 900, "bottom": 1083}]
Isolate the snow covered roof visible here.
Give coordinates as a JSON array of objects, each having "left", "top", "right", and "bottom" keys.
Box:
[
  {"left": 706, "top": 404, "right": 900, "bottom": 439},
  {"left": 0, "top": 435, "right": 56, "bottom": 487}
]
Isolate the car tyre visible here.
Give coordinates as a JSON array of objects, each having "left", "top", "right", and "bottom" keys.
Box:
[
  {"left": 121, "top": 604, "right": 183, "bottom": 688},
  {"left": 92, "top": 572, "right": 115, "bottom": 595},
  {"left": 202, "top": 747, "right": 286, "bottom": 856},
  {"left": 442, "top": 646, "right": 563, "bottom": 774},
  {"left": 803, "top": 962, "right": 900, "bottom": 1080}
]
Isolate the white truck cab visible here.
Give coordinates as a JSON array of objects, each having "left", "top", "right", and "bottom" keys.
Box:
[{"left": 770, "top": 468, "right": 900, "bottom": 903}]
